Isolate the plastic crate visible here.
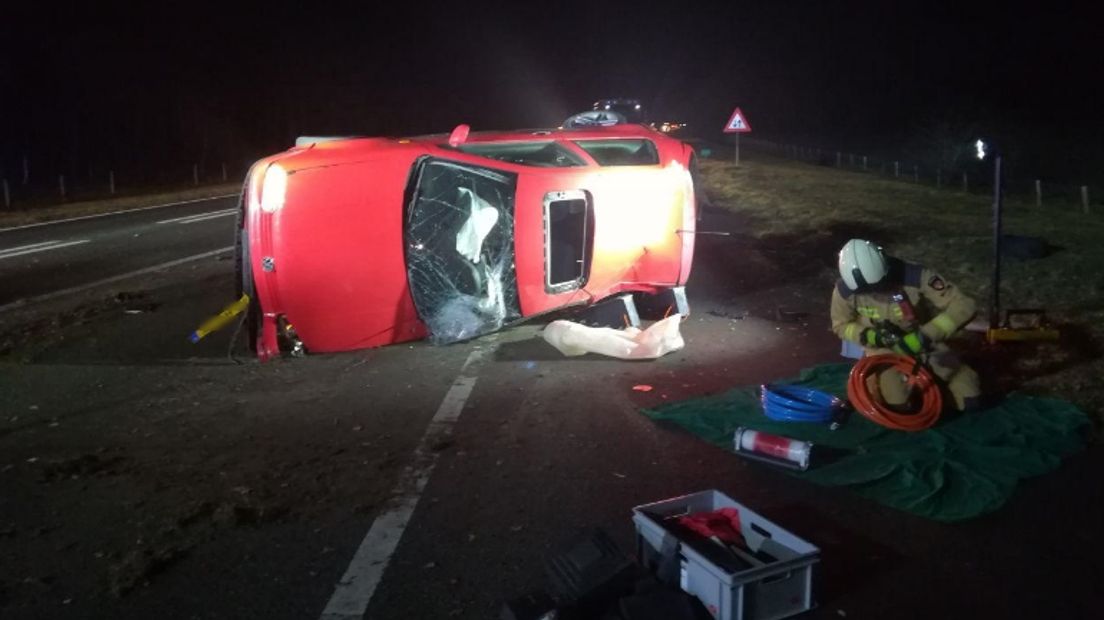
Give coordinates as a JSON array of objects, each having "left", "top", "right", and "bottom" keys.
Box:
[{"left": 632, "top": 490, "right": 819, "bottom": 620}]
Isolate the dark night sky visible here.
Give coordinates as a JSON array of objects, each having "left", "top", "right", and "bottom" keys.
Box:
[{"left": 3, "top": 1, "right": 1102, "bottom": 185}]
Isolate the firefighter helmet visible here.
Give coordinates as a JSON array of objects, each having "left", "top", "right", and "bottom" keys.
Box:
[{"left": 838, "top": 239, "right": 888, "bottom": 291}]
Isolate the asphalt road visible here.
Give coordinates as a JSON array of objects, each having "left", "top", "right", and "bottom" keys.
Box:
[
  {"left": 0, "top": 195, "right": 237, "bottom": 307},
  {"left": 1, "top": 197, "right": 1102, "bottom": 620}
]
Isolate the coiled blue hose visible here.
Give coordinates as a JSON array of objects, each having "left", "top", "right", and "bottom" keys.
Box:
[{"left": 759, "top": 384, "right": 844, "bottom": 423}]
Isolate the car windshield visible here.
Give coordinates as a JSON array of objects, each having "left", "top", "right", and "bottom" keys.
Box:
[
  {"left": 456, "top": 141, "right": 586, "bottom": 168},
  {"left": 404, "top": 159, "right": 522, "bottom": 345},
  {"left": 573, "top": 139, "right": 659, "bottom": 166}
]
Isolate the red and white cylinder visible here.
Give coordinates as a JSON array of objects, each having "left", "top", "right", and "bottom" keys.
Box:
[{"left": 733, "top": 427, "right": 812, "bottom": 470}]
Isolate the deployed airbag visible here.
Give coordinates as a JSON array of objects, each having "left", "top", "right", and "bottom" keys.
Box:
[
  {"left": 542, "top": 316, "right": 684, "bottom": 360},
  {"left": 454, "top": 187, "right": 500, "bottom": 264}
]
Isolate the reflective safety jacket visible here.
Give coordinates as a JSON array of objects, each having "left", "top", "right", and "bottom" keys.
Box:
[{"left": 831, "top": 259, "right": 977, "bottom": 345}]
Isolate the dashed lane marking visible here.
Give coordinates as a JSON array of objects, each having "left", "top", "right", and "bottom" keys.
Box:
[
  {"left": 0, "top": 246, "right": 234, "bottom": 313},
  {"left": 320, "top": 347, "right": 490, "bottom": 620},
  {"left": 0, "top": 239, "right": 90, "bottom": 260},
  {"left": 0, "top": 194, "right": 237, "bottom": 233},
  {"left": 156, "top": 208, "right": 237, "bottom": 225}
]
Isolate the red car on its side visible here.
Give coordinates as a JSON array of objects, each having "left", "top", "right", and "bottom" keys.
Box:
[{"left": 236, "top": 123, "right": 697, "bottom": 360}]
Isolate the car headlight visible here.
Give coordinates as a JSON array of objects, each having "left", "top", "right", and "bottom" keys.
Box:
[{"left": 260, "top": 164, "right": 288, "bottom": 213}]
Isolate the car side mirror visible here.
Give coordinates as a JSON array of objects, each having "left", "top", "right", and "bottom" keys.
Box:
[{"left": 448, "top": 124, "right": 470, "bottom": 147}]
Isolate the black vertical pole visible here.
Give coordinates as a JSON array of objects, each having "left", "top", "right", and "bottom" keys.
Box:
[{"left": 989, "top": 155, "right": 1003, "bottom": 330}]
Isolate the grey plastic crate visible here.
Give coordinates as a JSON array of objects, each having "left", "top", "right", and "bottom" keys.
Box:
[{"left": 632, "top": 490, "right": 819, "bottom": 620}]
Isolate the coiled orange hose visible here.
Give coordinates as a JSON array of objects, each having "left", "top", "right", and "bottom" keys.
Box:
[{"left": 846, "top": 354, "right": 943, "bottom": 431}]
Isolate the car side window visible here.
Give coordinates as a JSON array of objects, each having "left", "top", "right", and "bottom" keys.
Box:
[
  {"left": 572, "top": 139, "right": 659, "bottom": 166},
  {"left": 455, "top": 141, "right": 586, "bottom": 168}
]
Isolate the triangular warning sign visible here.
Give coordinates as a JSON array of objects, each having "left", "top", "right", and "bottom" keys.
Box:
[{"left": 723, "top": 107, "right": 752, "bottom": 133}]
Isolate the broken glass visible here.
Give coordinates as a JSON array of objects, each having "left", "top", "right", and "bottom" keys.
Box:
[{"left": 405, "top": 159, "right": 521, "bottom": 344}]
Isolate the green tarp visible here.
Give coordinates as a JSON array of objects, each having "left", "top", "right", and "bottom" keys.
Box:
[{"left": 642, "top": 364, "right": 1089, "bottom": 521}]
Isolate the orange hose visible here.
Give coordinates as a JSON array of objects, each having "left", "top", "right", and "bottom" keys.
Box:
[{"left": 846, "top": 354, "right": 943, "bottom": 431}]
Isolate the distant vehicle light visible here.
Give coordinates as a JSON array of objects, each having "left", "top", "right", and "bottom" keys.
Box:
[
  {"left": 975, "top": 139, "right": 987, "bottom": 161},
  {"left": 634, "top": 104, "right": 641, "bottom": 110},
  {"left": 260, "top": 164, "right": 288, "bottom": 213}
]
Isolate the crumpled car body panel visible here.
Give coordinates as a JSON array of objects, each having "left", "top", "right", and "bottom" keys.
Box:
[{"left": 240, "top": 125, "right": 696, "bottom": 359}]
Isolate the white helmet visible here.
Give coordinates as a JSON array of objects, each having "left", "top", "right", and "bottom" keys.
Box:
[{"left": 838, "top": 239, "right": 888, "bottom": 291}]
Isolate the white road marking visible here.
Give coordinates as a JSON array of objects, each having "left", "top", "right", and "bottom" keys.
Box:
[
  {"left": 0, "top": 240, "right": 64, "bottom": 254},
  {"left": 156, "top": 208, "right": 237, "bottom": 225},
  {"left": 0, "top": 239, "right": 90, "bottom": 261},
  {"left": 320, "top": 348, "right": 489, "bottom": 620},
  {"left": 177, "top": 210, "right": 237, "bottom": 224},
  {"left": 0, "top": 194, "right": 238, "bottom": 233},
  {"left": 0, "top": 246, "right": 234, "bottom": 314}
]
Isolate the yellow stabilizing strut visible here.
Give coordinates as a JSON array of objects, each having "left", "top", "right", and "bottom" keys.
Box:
[{"left": 189, "top": 294, "right": 250, "bottom": 343}]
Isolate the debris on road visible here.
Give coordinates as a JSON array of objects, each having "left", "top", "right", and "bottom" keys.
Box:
[
  {"left": 114, "top": 290, "right": 159, "bottom": 314},
  {"left": 542, "top": 315, "right": 684, "bottom": 360},
  {"left": 707, "top": 309, "right": 746, "bottom": 320},
  {"left": 774, "top": 307, "right": 809, "bottom": 323},
  {"left": 110, "top": 545, "right": 188, "bottom": 597}
]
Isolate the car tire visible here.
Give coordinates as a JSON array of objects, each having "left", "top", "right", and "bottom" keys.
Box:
[{"left": 234, "top": 192, "right": 259, "bottom": 353}]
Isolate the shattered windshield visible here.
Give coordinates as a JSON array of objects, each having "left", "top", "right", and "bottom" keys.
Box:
[
  {"left": 404, "top": 159, "right": 522, "bottom": 344},
  {"left": 455, "top": 141, "right": 586, "bottom": 167},
  {"left": 573, "top": 139, "right": 659, "bottom": 166}
]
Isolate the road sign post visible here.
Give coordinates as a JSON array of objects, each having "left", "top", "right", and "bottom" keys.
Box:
[{"left": 722, "top": 107, "right": 752, "bottom": 167}]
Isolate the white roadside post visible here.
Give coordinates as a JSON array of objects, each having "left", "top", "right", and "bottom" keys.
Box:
[
  {"left": 3, "top": 178, "right": 10, "bottom": 208},
  {"left": 1035, "top": 180, "right": 1042, "bottom": 208},
  {"left": 1082, "top": 186, "right": 1090, "bottom": 214},
  {"left": 221, "top": 162, "right": 228, "bottom": 182},
  {"left": 109, "top": 170, "right": 116, "bottom": 195},
  {"left": 59, "top": 174, "right": 66, "bottom": 200}
]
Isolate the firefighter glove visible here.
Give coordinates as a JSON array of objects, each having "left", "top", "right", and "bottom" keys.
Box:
[
  {"left": 861, "top": 327, "right": 893, "bottom": 349},
  {"left": 893, "top": 330, "right": 930, "bottom": 356}
]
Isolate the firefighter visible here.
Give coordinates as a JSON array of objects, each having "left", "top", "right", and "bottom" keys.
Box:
[{"left": 831, "top": 239, "right": 982, "bottom": 411}]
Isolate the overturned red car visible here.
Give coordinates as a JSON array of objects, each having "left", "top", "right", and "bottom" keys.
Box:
[{"left": 236, "top": 123, "right": 698, "bottom": 360}]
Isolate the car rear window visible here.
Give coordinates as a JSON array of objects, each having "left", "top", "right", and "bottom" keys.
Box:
[
  {"left": 456, "top": 141, "right": 586, "bottom": 167},
  {"left": 572, "top": 139, "right": 659, "bottom": 166}
]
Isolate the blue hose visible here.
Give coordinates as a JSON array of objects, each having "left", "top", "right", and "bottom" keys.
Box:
[{"left": 760, "top": 384, "right": 844, "bottom": 423}]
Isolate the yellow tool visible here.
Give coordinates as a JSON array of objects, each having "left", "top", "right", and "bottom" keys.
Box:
[
  {"left": 986, "top": 310, "right": 1060, "bottom": 343},
  {"left": 978, "top": 140, "right": 1060, "bottom": 345},
  {"left": 189, "top": 294, "right": 250, "bottom": 343}
]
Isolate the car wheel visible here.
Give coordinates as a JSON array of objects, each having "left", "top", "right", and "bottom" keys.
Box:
[{"left": 234, "top": 197, "right": 259, "bottom": 353}]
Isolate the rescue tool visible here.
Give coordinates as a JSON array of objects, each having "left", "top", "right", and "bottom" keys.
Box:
[{"left": 189, "top": 294, "right": 250, "bottom": 343}]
